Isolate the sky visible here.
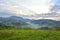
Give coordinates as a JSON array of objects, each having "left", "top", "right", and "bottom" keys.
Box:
[{"left": 0, "top": 0, "right": 60, "bottom": 20}]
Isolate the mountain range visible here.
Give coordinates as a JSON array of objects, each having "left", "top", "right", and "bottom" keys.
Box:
[{"left": 0, "top": 16, "right": 60, "bottom": 28}]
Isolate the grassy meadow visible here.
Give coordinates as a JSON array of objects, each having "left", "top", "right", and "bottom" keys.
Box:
[{"left": 0, "top": 29, "right": 60, "bottom": 40}]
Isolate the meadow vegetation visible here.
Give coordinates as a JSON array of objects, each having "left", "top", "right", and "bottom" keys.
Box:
[{"left": 0, "top": 28, "right": 60, "bottom": 40}]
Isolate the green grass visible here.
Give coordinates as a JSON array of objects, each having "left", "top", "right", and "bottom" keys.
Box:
[{"left": 0, "top": 29, "right": 60, "bottom": 40}]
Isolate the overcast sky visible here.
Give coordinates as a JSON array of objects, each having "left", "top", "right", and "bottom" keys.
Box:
[{"left": 0, "top": 0, "right": 60, "bottom": 20}]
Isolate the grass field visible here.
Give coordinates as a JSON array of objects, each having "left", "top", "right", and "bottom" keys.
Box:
[{"left": 0, "top": 29, "right": 60, "bottom": 40}]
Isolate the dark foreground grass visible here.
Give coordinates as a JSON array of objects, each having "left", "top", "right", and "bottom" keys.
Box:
[{"left": 0, "top": 29, "right": 60, "bottom": 40}]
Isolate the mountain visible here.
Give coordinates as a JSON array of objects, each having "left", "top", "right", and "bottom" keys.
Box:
[
  {"left": 30, "top": 19, "right": 60, "bottom": 27},
  {"left": 8, "top": 16, "right": 30, "bottom": 22},
  {"left": 0, "top": 16, "right": 60, "bottom": 28},
  {"left": 0, "top": 16, "right": 29, "bottom": 28}
]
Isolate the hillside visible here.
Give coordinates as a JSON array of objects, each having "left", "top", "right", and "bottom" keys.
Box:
[{"left": 0, "top": 16, "right": 60, "bottom": 29}]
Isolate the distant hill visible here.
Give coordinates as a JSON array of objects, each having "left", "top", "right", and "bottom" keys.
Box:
[
  {"left": 0, "top": 16, "right": 60, "bottom": 28},
  {"left": 0, "top": 16, "right": 29, "bottom": 28},
  {"left": 31, "top": 19, "right": 60, "bottom": 27}
]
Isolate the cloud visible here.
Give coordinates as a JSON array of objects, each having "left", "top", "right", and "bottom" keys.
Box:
[
  {"left": 0, "top": 0, "right": 60, "bottom": 20},
  {"left": 0, "top": 0, "right": 52, "bottom": 13}
]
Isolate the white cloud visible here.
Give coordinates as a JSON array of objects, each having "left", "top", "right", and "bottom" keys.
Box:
[
  {"left": 0, "top": 0, "right": 60, "bottom": 20},
  {"left": 0, "top": 0, "right": 52, "bottom": 13}
]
